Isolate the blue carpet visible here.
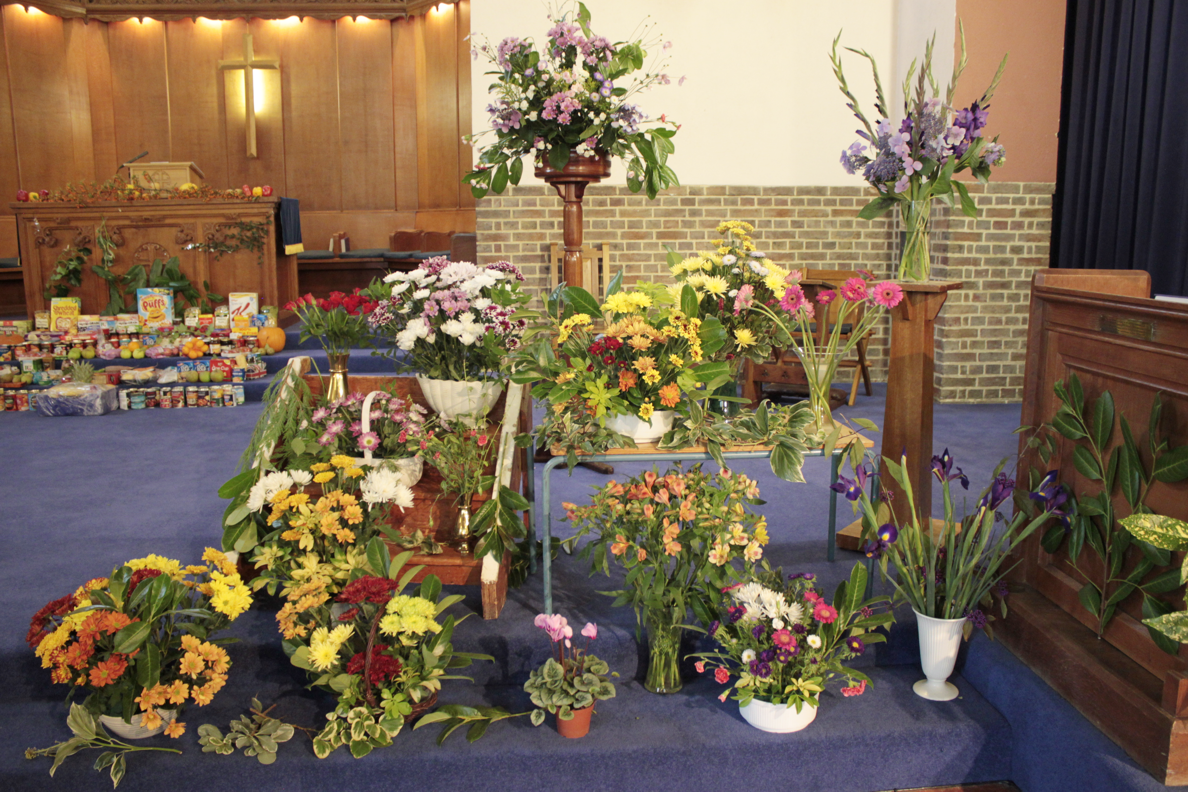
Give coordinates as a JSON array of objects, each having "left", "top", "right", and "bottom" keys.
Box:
[{"left": 0, "top": 387, "right": 1176, "bottom": 792}]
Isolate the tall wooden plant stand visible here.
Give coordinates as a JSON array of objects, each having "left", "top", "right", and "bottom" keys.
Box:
[
  {"left": 536, "top": 153, "right": 610, "bottom": 291},
  {"left": 879, "top": 281, "right": 963, "bottom": 523}
]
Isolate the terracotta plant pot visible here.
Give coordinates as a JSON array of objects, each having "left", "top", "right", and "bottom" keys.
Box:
[{"left": 555, "top": 705, "right": 593, "bottom": 739}]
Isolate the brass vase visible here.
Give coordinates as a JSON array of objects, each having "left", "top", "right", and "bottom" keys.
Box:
[
  {"left": 325, "top": 352, "right": 350, "bottom": 403},
  {"left": 453, "top": 501, "right": 472, "bottom": 555}
]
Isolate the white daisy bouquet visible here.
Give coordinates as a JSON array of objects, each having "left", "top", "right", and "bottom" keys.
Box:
[
  {"left": 668, "top": 221, "right": 796, "bottom": 368},
  {"left": 694, "top": 563, "right": 893, "bottom": 710},
  {"left": 365, "top": 257, "right": 530, "bottom": 381}
]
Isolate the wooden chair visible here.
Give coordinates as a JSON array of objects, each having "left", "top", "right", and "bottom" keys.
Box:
[
  {"left": 547, "top": 243, "right": 611, "bottom": 299},
  {"left": 742, "top": 269, "right": 874, "bottom": 407}
]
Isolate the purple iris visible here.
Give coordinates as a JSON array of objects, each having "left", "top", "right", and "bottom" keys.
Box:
[
  {"left": 931, "top": 449, "right": 970, "bottom": 490},
  {"left": 864, "top": 523, "right": 899, "bottom": 560},
  {"left": 980, "top": 472, "right": 1015, "bottom": 511},
  {"left": 846, "top": 636, "right": 866, "bottom": 655},
  {"left": 1028, "top": 470, "right": 1070, "bottom": 525},
  {"left": 830, "top": 463, "right": 875, "bottom": 501}
]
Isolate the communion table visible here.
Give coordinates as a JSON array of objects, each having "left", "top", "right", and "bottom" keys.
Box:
[{"left": 11, "top": 196, "right": 297, "bottom": 316}]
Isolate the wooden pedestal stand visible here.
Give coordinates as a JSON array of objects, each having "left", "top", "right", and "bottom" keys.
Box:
[
  {"left": 836, "top": 280, "right": 962, "bottom": 551},
  {"left": 535, "top": 153, "right": 610, "bottom": 291}
]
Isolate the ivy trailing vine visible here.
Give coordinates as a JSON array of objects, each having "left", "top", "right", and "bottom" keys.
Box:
[
  {"left": 189, "top": 219, "right": 270, "bottom": 267},
  {"left": 43, "top": 245, "right": 89, "bottom": 299}
]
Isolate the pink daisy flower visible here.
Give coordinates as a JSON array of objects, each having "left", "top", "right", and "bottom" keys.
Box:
[
  {"left": 816, "top": 289, "right": 837, "bottom": 306},
  {"left": 772, "top": 629, "right": 796, "bottom": 649},
  {"left": 357, "top": 432, "right": 380, "bottom": 451},
  {"left": 840, "top": 277, "right": 868, "bottom": 302},
  {"left": 802, "top": 590, "right": 821, "bottom": 603},
  {"left": 872, "top": 280, "right": 904, "bottom": 309},
  {"left": 780, "top": 285, "right": 807, "bottom": 313},
  {"left": 813, "top": 602, "right": 838, "bottom": 624}
]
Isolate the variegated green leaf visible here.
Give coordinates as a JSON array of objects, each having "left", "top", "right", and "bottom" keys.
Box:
[
  {"left": 1143, "top": 610, "right": 1188, "bottom": 644},
  {"left": 1120, "top": 514, "right": 1188, "bottom": 551}
]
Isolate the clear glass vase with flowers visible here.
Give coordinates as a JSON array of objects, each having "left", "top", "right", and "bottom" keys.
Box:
[
  {"left": 693, "top": 562, "right": 893, "bottom": 731},
  {"left": 27, "top": 549, "right": 253, "bottom": 747},
  {"left": 749, "top": 271, "right": 904, "bottom": 436},
  {"left": 563, "top": 464, "right": 767, "bottom": 694},
  {"left": 423, "top": 424, "right": 499, "bottom": 553},
  {"left": 523, "top": 613, "right": 617, "bottom": 737}
]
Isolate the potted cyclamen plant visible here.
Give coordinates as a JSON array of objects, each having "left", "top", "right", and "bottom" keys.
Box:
[
  {"left": 365, "top": 258, "right": 529, "bottom": 423},
  {"left": 695, "top": 563, "right": 893, "bottom": 733},
  {"left": 524, "top": 614, "right": 616, "bottom": 738},
  {"left": 285, "top": 288, "right": 379, "bottom": 403}
]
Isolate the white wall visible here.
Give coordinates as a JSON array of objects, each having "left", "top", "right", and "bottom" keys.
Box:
[{"left": 470, "top": 0, "right": 956, "bottom": 187}]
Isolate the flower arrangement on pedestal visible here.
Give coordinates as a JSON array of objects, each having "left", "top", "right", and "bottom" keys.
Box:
[
  {"left": 524, "top": 614, "right": 616, "bottom": 737},
  {"left": 283, "top": 549, "right": 493, "bottom": 758},
  {"left": 467, "top": 1, "right": 679, "bottom": 199},
  {"left": 26, "top": 550, "right": 252, "bottom": 783},
  {"left": 512, "top": 281, "right": 728, "bottom": 455},
  {"left": 564, "top": 465, "right": 767, "bottom": 694},
  {"left": 696, "top": 563, "right": 892, "bottom": 732},
  {"left": 749, "top": 270, "right": 904, "bottom": 435},
  {"left": 831, "top": 26, "right": 1008, "bottom": 281}
]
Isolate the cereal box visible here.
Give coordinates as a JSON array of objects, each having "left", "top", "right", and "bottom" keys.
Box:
[
  {"left": 137, "top": 288, "right": 174, "bottom": 329},
  {"left": 228, "top": 293, "right": 259, "bottom": 322},
  {"left": 50, "top": 298, "right": 81, "bottom": 332}
]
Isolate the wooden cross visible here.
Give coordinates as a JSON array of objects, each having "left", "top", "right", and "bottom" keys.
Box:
[{"left": 218, "top": 32, "right": 278, "bottom": 159}]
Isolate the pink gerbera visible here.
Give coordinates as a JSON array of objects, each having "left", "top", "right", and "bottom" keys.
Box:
[
  {"left": 813, "top": 602, "right": 838, "bottom": 623},
  {"left": 802, "top": 590, "right": 821, "bottom": 603},
  {"left": 780, "top": 285, "right": 807, "bottom": 313},
  {"left": 357, "top": 432, "right": 380, "bottom": 451},
  {"left": 772, "top": 628, "right": 796, "bottom": 648},
  {"left": 840, "top": 277, "right": 868, "bottom": 302},
  {"left": 872, "top": 280, "right": 904, "bottom": 308},
  {"left": 816, "top": 289, "right": 836, "bottom": 306}
]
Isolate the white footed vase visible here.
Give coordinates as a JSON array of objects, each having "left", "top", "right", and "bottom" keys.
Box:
[
  {"left": 738, "top": 696, "right": 819, "bottom": 733},
  {"left": 415, "top": 376, "right": 502, "bottom": 425},
  {"left": 605, "top": 410, "right": 675, "bottom": 444},
  {"left": 100, "top": 708, "right": 177, "bottom": 739},
  {"left": 913, "top": 609, "right": 965, "bottom": 701}
]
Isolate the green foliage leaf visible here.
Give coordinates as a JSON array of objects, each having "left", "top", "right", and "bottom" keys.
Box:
[
  {"left": 1091, "top": 391, "right": 1114, "bottom": 451},
  {"left": 1143, "top": 609, "right": 1188, "bottom": 645},
  {"left": 1153, "top": 446, "right": 1188, "bottom": 483},
  {"left": 1072, "top": 445, "right": 1102, "bottom": 481},
  {"left": 1120, "top": 514, "right": 1188, "bottom": 551},
  {"left": 1077, "top": 582, "right": 1101, "bottom": 617},
  {"left": 112, "top": 621, "right": 152, "bottom": 655},
  {"left": 563, "top": 287, "right": 604, "bottom": 319},
  {"left": 857, "top": 195, "right": 897, "bottom": 220}
]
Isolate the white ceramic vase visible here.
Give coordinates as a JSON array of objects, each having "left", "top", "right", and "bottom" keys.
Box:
[
  {"left": 913, "top": 609, "right": 965, "bottom": 701},
  {"left": 415, "top": 375, "right": 502, "bottom": 425},
  {"left": 605, "top": 410, "right": 675, "bottom": 444},
  {"left": 738, "top": 697, "right": 819, "bottom": 733},
  {"left": 99, "top": 708, "right": 177, "bottom": 739}
]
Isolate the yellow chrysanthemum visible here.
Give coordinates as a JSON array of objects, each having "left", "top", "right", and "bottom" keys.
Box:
[
  {"left": 638, "top": 401, "right": 655, "bottom": 420},
  {"left": 734, "top": 328, "right": 757, "bottom": 348},
  {"left": 310, "top": 462, "right": 332, "bottom": 473},
  {"left": 201, "top": 547, "right": 237, "bottom": 576},
  {"left": 330, "top": 455, "right": 353, "bottom": 469},
  {"left": 125, "top": 554, "right": 185, "bottom": 581},
  {"left": 668, "top": 354, "right": 684, "bottom": 367},
  {"left": 643, "top": 369, "right": 661, "bottom": 385},
  {"left": 702, "top": 276, "right": 729, "bottom": 296},
  {"left": 602, "top": 291, "right": 652, "bottom": 315},
  {"left": 379, "top": 595, "right": 442, "bottom": 638},
  {"left": 557, "top": 313, "right": 592, "bottom": 343},
  {"left": 346, "top": 467, "right": 364, "bottom": 479},
  {"left": 209, "top": 571, "right": 253, "bottom": 620},
  {"left": 633, "top": 356, "right": 656, "bottom": 373},
  {"left": 313, "top": 471, "right": 335, "bottom": 484}
]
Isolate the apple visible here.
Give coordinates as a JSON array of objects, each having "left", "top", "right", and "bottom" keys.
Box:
[
  {"left": 15, "top": 190, "right": 28, "bottom": 202},
  {"left": 261, "top": 185, "right": 273, "bottom": 197},
  {"left": 242, "top": 184, "right": 252, "bottom": 196},
  {"left": 199, "top": 371, "right": 210, "bottom": 383},
  {"left": 39, "top": 189, "right": 49, "bottom": 200},
  {"left": 120, "top": 349, "right": 132, "bottom": 359},
  {"left": 211, "top": 371, "right": 225, "bottom": 383},
  {"left": 185, "top": 371, "right": 200, "bottom": 383},
  {"left": 132, "top": 349, "right": 145, "bottom": 359}
]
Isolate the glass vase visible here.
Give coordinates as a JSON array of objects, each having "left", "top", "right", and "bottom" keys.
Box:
[
  {"left": 705, "top": 359, "right": 745, "bottom": 417},
  {"left": 899, "top": 199, "right": 932, "bottom": 281},
  {"left": 643, "top": 606, "right": 684, "bottom": 694},
  {"left": 325, "top": 352, "right": 351, "bottom": 404},
  {"left": 792, "top": 347, "right": 838, "bottom": 437}
]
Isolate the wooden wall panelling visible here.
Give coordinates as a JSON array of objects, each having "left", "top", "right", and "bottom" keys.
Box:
[
  {"left": 235, "top": 19, "right": 286, "bottom": 192},
  {"left": 301, "top": 210, "right": 416, "bottom": 251},
  {"left": 4, "top": 7, "right": 88, "bottom": 191},
  {"left": 392, "top": 16, "right": 418, "bottom": 212},
  {"left": 107, "top": 19, "right": 172, "bottom": 168},
  {"left": 415, "top": 4, "right": 460, "bottom": 210},
  {"left": 0, "top": 10, "right": 19, "bottom": 254},
  {"left": 455, "top": 0, "right": 473, "bottom": 211},
  {"left": 165, "top": 19, "right": 229, "bottom": 190},
  {"left": 414, "top": 208, "right": 475, "bottom": 233},
  {"left": 336, "top": 17, "right": 396, "bottom": 212},
  {"left": 83, "top": 21, "right": 118, "bottom": 182},
  {"left": 276, "top": 17, "right": 341, "bottom": 214},
  {"left": 61, "top": 19, "right": 96, "bottom": 182}
]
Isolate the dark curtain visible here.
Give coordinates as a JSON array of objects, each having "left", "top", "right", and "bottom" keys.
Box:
[{"left": 1052, "top": 0, "right": 1188, "bottom": 296}]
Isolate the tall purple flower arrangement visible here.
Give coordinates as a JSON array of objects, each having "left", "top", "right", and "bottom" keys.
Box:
[{"left": 831, "top": 25, "right": 1009, "bottom": 280}]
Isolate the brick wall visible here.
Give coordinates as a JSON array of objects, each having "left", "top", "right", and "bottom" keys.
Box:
[{"left": 476, "top": 182, "right": 1054, "bottom": 403}]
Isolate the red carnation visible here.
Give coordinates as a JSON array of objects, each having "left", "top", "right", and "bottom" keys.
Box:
[
  {"left": 337, "top": 576, "right": 399, "bottom": 605},
  {"left": 127, "top": 568, "right": 162, "bottom": 595},
  {"left": 27, "top": 593, "right": 77, "bottom": 649},
  {"left": 346, "top": 645, "right": 403, "bottom": 685}
]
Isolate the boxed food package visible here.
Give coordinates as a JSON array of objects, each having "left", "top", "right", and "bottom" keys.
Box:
[
  {"left": 50, "top": 298, "right": 81, "bottom": 332},
  {"left": 184, "top": 307, "right": 200, "bottom": 329},
  {"left": 214, "top": 305, "right": 230, "bottom": 330},
  {"left": 34, "top": 311, "right": 49, "bottom": 330},
  {"left": 36, "top": 381, "right": 118, "bottom": 416},
  {"left": 116, "top": 314, "right": 140, "bottom": 334},
  {"left": 228, "top": 293, "right": 259, "bottom": 322},
  {"left": 0, "top": 319, "right": 31, "bottom": 335},
  {"left": 137, "top": 288, "right": 174, "bottom": 328},
  {"left": 209, "top": 358, "right": 233, "bottom": 383}
]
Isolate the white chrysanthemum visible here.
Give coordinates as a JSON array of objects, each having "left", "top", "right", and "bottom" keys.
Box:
[
  {"left": 390, "top": 282, "right": 411, "bottom": 295},
  {"left": 439, "top": 261, "right": 480, "bottom": 285},
  {"left": 741, "top": 648, "right": 756, "bottom": 664},
  {"left": 247, "top": 470, "right": 294, "bottom": 512},
  {"left": 360, "top": 467, "right": 415, "bottom": 510},
  {"left": 473, "top": 297, "right": 492, "bottom": 310},
  {"left": 460, "top": 272, "right": 497, "bottom": 295},
  {"left": 289, "top": 469, "right": 313, "bottom": 487},
  {"left": 780, "top": 601, "right": 805, "bottom": 625},
  {"left": 772, "top": 618, "right": 785, "bottom": 630},
  {"left": 757, "top": 587, "right": 786, "bottom": 620},
  {"left": 413, "top": 288, "right": 430, "bottom": 300},
  {"left": 246, "top": 487, "right": 266, "bottom": 512},
  {"left": 383, "top": 271, "right": 411, "bottom": 283},
  {"left": 396, "top": 328, "right": 418, "bottom": 351}
]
